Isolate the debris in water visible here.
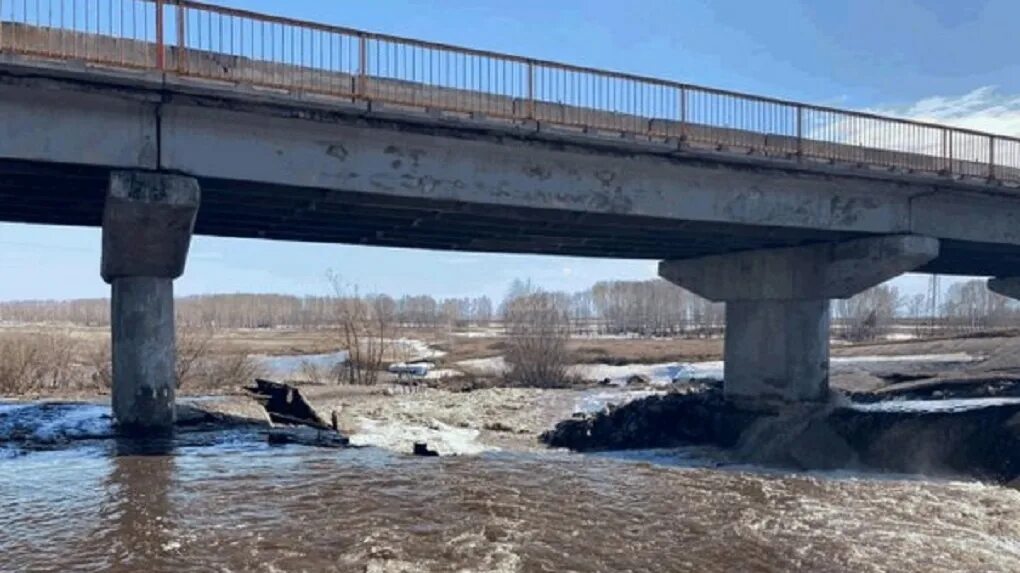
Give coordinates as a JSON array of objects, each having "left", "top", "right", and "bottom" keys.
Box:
[
  {"left": 248, "top": 379, "right": 350, "bottom": 448},
  {"left": 413, "top": 441, "right": 439, "bottom": 456}
]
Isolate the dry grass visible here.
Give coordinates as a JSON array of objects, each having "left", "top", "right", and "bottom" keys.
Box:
[
  {"left": 0, "top": 326, "right": 267, "bottom": 397},
  {"left": 569, "top": 337, "right": 723, "bottom": 364},
  {"left": 0, "top": 331, "right": 94, "bottom": 395}
]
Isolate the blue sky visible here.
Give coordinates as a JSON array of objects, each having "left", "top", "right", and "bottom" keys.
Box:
[{"left": 2, "top": 0, "right": 1018, "bottom": 302}]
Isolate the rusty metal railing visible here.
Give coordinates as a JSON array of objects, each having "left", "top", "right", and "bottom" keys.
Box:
[{"left": 2, "top": 0, "right": 1019, "bottom": 184}]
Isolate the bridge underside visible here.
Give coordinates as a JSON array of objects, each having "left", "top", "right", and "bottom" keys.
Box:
[{"left": 3, "top": 158, "right": 1020, "bottom": 276}]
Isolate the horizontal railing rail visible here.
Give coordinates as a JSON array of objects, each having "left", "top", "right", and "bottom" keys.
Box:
[{"left": 1, "top": 0, "right": 1019, "bottom": 184}]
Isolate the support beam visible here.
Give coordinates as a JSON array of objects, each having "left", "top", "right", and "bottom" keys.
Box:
[
  {"left": 102, "top": 171, "right": 200, "bottom": 433},
  {"left": 660, "top": 235, "right": 939, "bottom": 403}
]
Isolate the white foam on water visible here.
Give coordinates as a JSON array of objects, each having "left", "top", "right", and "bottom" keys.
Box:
[{"left": 349, "top": 417, "right": 495, "bottom": 456}]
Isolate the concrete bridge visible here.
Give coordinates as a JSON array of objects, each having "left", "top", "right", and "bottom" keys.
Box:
[{"left": 3, "top": 1, "right": 1020, "bottom": 430}]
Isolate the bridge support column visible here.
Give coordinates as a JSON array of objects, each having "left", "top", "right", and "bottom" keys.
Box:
[
  {"left": 101, "top": 171, "right": 200, "bottom": 433},
  {"left": 659, "top": 235, "right": 939, "bottom": 403}
]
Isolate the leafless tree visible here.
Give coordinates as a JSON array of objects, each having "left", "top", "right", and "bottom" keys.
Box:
[
  {"left": 327, "top": 272, "right": 394, "bottom": 385},
  {"left": 175, "top": 327, "right": 214, "bottom": 389},
  {"left": 943, "top": 279, "right": 1019, "bottom": 333},
  {"left": 834, "top": 284, "right": 902, "bottom": 342},
  {"left": 0, "top": 331, "right": 79, "bottom": 395},
  {"left": 502, "top": 285, "right": 574, "bottom": 388}
]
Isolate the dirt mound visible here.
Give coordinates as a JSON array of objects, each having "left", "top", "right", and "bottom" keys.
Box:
[{"left": 542, "top": 389, "right": 1020, "bottom": 483}]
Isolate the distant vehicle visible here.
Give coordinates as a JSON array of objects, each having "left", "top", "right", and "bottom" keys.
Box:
[{"left": 387, "top": 362, "right": 433, "bottom": 377}]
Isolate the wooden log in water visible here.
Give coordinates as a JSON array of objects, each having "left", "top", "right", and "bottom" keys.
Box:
[{"left": 248, "top": 378, "right": 331, "bottom": 430}]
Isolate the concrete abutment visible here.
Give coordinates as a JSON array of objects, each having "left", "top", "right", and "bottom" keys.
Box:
[
  {"left": 102, "top": 171, "right": 200, "bottom": 433},
  {"left": 660, "top": 235, "right": 940, "bottom": 403}
]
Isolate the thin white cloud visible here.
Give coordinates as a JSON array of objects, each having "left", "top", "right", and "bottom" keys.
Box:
[{"left": 874, "top": 86, "right": 1020, "bottom": 136}]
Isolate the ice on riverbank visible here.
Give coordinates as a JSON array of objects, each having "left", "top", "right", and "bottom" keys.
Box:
[{"left": 0, "top": 402, "right": 114, "bottom": 443}]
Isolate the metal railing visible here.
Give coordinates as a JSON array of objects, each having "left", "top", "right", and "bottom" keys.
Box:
[{"left": 2, "top": 0, "right": 1019, "bottom": 184}]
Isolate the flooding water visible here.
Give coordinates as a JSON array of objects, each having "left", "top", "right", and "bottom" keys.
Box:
[{"left": 3, "top": 404, "right": 1020, "bottom": 572}]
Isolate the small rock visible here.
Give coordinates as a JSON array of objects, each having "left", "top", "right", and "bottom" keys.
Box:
[
  {"left": 483, "top": 421, "right": 514, "bottom": 433},
  {"left": 627, "top": 374, "right": 651, "bottom": 386}
]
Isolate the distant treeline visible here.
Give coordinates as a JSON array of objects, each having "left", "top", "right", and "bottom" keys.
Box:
[{"left": 1, "top": 278, "right": 1017, "bottom": 339}]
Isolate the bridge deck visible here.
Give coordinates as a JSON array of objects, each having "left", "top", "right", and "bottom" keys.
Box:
[
  {"left": 1, "top": 1, "right": 1018, "bottom": 186},
  {"left": 2, "top": 3, "right": 1020, "bottom": 277}
]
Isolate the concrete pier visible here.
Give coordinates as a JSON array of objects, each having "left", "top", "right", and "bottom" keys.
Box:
[
  {"left": 660, "top": 235, "right": 940, "bottom": 403},
  {"left": 102, "top": 171, "right": 200, "bottom": 432}
]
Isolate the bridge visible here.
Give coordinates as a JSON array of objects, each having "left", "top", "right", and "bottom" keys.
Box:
[{"left": 3, "top": 0, "right": 1020, "bottom": 430}]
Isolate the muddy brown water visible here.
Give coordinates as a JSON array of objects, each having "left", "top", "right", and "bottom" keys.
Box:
[{"left": 2, "top": 405, "right": 1020, "bottom": 572}]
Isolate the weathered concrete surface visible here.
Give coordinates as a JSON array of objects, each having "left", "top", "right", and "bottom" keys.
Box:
[
  {"left": 660, "top": 236, "right": 939, "bottom": 402},
  {"left": 659, "top": 235, "right": 940, "bottom": 301},
  {"left": 102, "top": 172, "right": 199, "bottom": 433},
  {"left": 109, "top": 277, "right": 176, "bottom": 431},
  {"left": 725, "top": 300, "right": 831, "bottom": 402},
  {"left": 101, "top": 171, "right": 200, "bottom": 282},
  {"left": 0, "top": 61, "right": 1020, "bottom": 273}
]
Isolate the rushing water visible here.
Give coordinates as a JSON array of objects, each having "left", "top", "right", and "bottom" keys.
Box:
[{"left": 2, "top": 404, "right": 1020, "bottom": 572}]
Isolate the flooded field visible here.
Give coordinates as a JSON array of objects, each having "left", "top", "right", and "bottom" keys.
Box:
[{"left": 2, "top": 402, "right": 1020, "bottom": 572}]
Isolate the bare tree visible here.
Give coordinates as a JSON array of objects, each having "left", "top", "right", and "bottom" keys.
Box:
[
  {"left": 0, "top": 331, "right": 79, "bottom": 395},
  {"left": 834, "top": 284, "right": 902, "bottom": 342},
  {"left": 175, "top": 327, "right": 214, "bottom": 389},
  {"left": 943, "top": 279, "right": 1018, "bottom": 333},
  {"left": 502, "top": 284, "right": 573, "bottom": 388},
  {"left": 327, "top": 272, "right": 393, "bottom": 385}
]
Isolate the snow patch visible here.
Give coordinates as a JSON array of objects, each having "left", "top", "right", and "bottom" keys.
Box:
[
  {"left": 456, "top": 356, "right": 508, "bottom": 376},
  {"left": 574, "top": 389, "right": 667, "bottom": 414},
  {"left": 257, "top": 350, "right": 348, "bottom": 377},
  {"left": 851, "top": 397, "right": 1020, "bottom": 413}
]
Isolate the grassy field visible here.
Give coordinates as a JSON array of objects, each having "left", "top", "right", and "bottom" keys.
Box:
[{"left": 3, "top": 321, "right": 1020, "bottom": 398}]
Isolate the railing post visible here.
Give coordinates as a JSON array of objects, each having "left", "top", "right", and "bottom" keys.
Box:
[
  {"left": 155, "top": 0, "right": 165, "bottom": 70},
  {"left": 942, "top": 128, "right": 951, "bottom": 175},
  {"left": 989, "top": 135, "right": 996, "bottom": 181},
  {"left": 678, "top": 86, "right": 687, "bottom": 142},
  {"left": 526, "top": 60, "right": 535, "bottom": 120},
  {"left": 357, "top": 33, "right": 367, "bottom": 100},
  {"left": 176, "top": 1, "right": 186, "bottom": 73},
  {"left": 796, "top": 104, "right": 804, "bottom": 159}
]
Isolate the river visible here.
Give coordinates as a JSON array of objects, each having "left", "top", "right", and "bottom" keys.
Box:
[{"left": 2, "top": 402, "right": 1020, "bottom": 572}]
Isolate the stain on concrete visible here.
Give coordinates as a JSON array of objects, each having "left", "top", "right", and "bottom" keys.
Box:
[
  {"left": 138, "top": 138, "right": 158, "bottom": 168},
  {"left": 594, "top": 169, "right": 617, "bottom": 187},
  {"left": 383, "top": 145, "right": 425, "bottom": 168},
  {"left": 524, "top": 164, "right": 553, "bottom": 181},
  {"left": 326, "top": 144, "right": 349, "bottom": 161}
]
